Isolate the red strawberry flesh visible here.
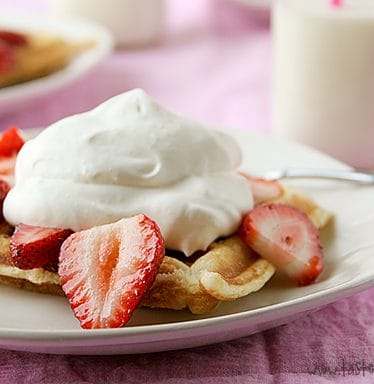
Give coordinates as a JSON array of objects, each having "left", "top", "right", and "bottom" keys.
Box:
[
  {"left": 0, "top": 126, "right": 25, "bottom": 157},
  {"left": 58, "top": 214, "right": 165, "bottom": 329},
  {"left": 240, "top": 203, "right": 323, "bottom": 286},
  {"left": 0, "top": 156, "right": 17, "bottom": 176},
  {"left": 0, "top": 126, "right": 23, "bottom": 220},
  {"left": 0, "top": 30, "right": 28, "bottom": 47},
  {"left": 10, "top": 224, "right": 73, "bottom": 271},
  {"left": 0, "top": 178, "right": 11, "bottom": 220},
  {"left": 0, "top": 41, "right": 14, "bottom": 74}
]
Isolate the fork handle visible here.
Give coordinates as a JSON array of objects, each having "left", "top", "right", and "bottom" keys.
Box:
[{"left": 274, "top": 168, "right": 374, "bottom": 184}]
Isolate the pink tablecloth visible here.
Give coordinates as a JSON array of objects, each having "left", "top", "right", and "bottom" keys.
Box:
[{"left": 0, "top": 1, "right": 373, "bottom": 383}]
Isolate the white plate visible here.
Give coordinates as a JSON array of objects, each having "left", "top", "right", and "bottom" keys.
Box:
[
  {"left": 0, "top": 128, "right": 373, "bottom": 355},
  {"left": 0, "top": 14, "right": 113, "bottom": 115}
]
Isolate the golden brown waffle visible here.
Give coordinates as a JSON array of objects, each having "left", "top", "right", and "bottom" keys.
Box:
[
  {"left": 0, "top": 33, "right": 94, "bottom": 88},
  {"left": 0, "top": 184, "right": 332, "bottom": 314},
  {"left": 270, "top": 185, "right": 332, "bottom": 229}
]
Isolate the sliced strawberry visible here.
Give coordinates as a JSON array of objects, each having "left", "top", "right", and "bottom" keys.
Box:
[
  {"left": 10, "top": 224, "right": 73, "bottom": 271},
  {"left": 0, "top": 155, "right": 17, "bottom": 176},
  {"left": 240, "top": 203, "right": 323, "bottom": 286},
  {"left": 0, "top": 155, "right": 16, "bottom": 220},
  {"left": 0, "top": 126, "right": 25, "bottom": 157},
  {"left": 0, "top": 41, "right": 14, "bottom": 74},
  {"left": 0, "top": 178, "right": 11, "bottom": 219},
  {"left": 0, "top": 127, "right": 23, "bottom": 221},
  {"left": 0, "top": 153, "right": 18, "bottom": 220},
  {"left": 240, "top": 172, "right": 283, "bottom": 205},
  {"left": 59, "top": 214, "right": 165, "bottom": 329},
  {"left": 0, "top": 179, "right": 10, "bottom": 200},
  {"left": 0, "top": 30, "right": 28, "bottom": 47}
]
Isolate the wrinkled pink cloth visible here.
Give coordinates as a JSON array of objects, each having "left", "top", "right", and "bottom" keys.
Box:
[
  {"left": 0, "top": 0, "right": 373, "bottom": 383},
  {"left": 1, "top": 289, "right": 373, "bottom": 383}
]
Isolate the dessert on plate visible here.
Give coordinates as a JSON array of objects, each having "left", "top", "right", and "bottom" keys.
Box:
[
  {"left": 0, "top": 29, "right": 94, "bottom": 88},
  {"left": 0, "top": 89, "right": 332, "bottom": 328}
]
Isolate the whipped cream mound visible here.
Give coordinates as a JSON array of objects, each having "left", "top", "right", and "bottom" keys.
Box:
[{"left": 4, "top": 89, "right": 253, "bottom": 255}]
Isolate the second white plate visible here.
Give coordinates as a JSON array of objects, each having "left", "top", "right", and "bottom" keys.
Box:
[{"left": 0, "top": 14, "right": 113, "bottom": 115}]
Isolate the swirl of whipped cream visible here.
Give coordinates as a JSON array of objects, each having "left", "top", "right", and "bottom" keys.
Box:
[{"left": 4, "top": 89, "right": 253, "bottom": 255}]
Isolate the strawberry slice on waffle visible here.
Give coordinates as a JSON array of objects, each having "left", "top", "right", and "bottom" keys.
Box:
[
  {"left": 10, "top": 224, "right": 73, "bottom": 271},
  {"left": 240, "top": 203, "right": 323, "bottom": 286},
  {"left": 240, "top": 172, "right": 283, "bottom": 205},
  {"left": 0, "top": 126, "right": 24, "bottom": 217},
  {"left": 0, "top": 126, "right": 24, "bottom": 158},
  {"left": 0, "top": 30, "right": 28, "bottom": 47},
  {"left": 0, "top": 41, "right": 14, "bottom": 74}
]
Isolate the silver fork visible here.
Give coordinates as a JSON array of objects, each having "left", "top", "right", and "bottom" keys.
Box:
[{"left": 263, "top": 168, "right": 374, "bottom": 185}]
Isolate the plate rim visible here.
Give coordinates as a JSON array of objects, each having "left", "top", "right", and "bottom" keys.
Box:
[{"left": 0, "top": 275, "right": 372, "bottom": 341}]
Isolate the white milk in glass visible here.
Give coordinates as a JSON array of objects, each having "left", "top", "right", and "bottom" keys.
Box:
[{"left": 273, "top": 0, "right": 374, "bottom": 168}]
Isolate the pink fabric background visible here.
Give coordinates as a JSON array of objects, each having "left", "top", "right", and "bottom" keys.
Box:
[{"left": 0, "top": 1, "right": 373, "bottom": 382}]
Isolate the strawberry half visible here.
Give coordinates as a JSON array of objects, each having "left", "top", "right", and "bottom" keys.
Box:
[
  {"left": 59, "top": 214, "right": 165, "bottom": 329},
  {"left": 240, "top": 203, "right": 323, "bottom": 286},
  {"left": 10, "top": 224, "right": 73, "bottom": 271},
  {"left": 0, "top": 126, "right": 25, "bottom": 157},
  {"left": 0, "top": 30, "right": 28, "bottom": 47},
  {"left": 0, "top": 179, "right": 10, "bottom": 201},
  {"left": 0, "top": 178, "right": 11, "bottom": 219},
  {"left": 0, "top": 126, "right": 23, "bottom": 219},
  {"left": 0, "top": 156, "right": 17, "bottom": 177},
  {"left": 240, "top": 172, "right": 283, "bottom": 205},
  {"left": 0, "top": 41, "right": 14, "bottom": 74}
]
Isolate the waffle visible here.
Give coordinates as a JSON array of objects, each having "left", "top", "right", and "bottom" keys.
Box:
[
  {"left": 0, "top": 185, "right": 332, "bottom": 314},
  {"left": 0, "top": 33, "right": 94, "bottom": 88}
]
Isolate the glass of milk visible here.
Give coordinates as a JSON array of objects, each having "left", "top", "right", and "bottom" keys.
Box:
[{"left": 273, "top": 0, "right": 374, "bottom": 168}]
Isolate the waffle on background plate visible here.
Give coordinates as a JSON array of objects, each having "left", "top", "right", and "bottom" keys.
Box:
[
  {"left": 0, "top": 184, "right": 332, "bottom": 314},
  {"left": 0, "top": 30, "right": 94, "bottom": 88}
]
